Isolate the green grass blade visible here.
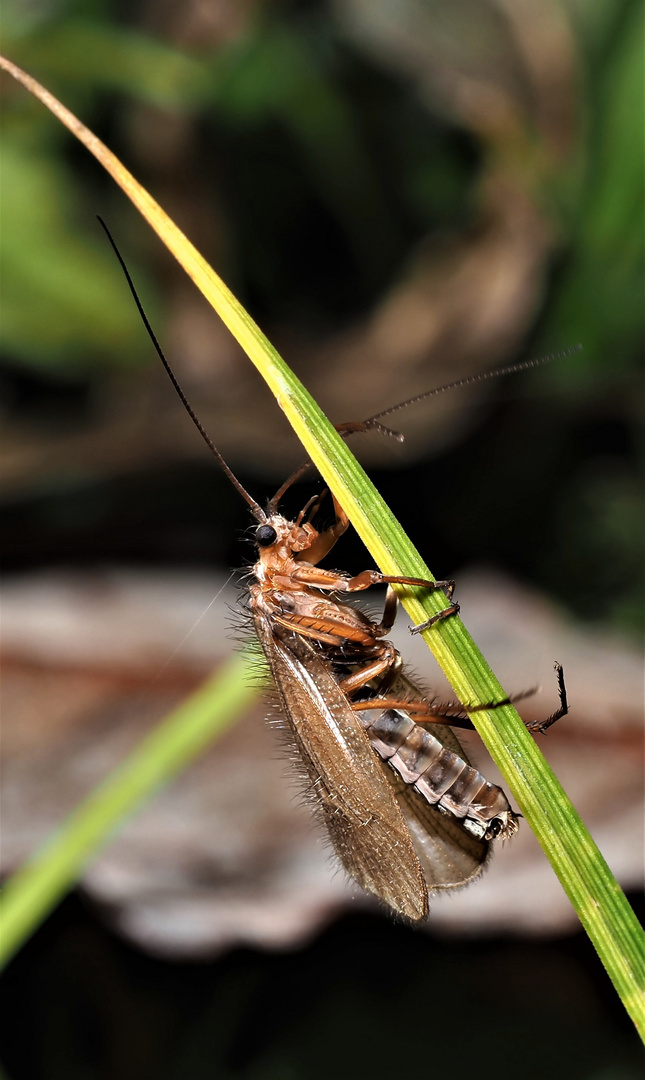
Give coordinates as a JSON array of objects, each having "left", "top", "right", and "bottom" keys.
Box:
[{"left": 0, "top": 655, "right": 255, "bottom": 971}]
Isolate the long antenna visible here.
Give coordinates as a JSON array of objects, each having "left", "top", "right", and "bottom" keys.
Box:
[
  {"left": 97, "top": 217, "right": 266, "bottom": 522},
  {"left": 269, "top": 345, "right": 582, "bottom": 507},
  {"left": 362, "top": 346, "right": 582, "bottom": 427}
]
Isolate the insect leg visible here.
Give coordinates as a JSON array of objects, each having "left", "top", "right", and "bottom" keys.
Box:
[
  {"left": 296, "top": 492, "right": 326, "bottom": 526},
  {"left": 408, "top": 600, "right": 460, "bottom": 633},
  {"left": 464, "top": 664, "right": 568, "bottom": 735},
  {"left": 337, "top": 643, "right": 402, "bottom": 695},
  {"left": 345, "top": 569, "right": 455, "bottom": 609},
  {"left": 524, "top": 662, "right": 569, "bottom": 734},
  {"left": 351, "top": 696, "right": 476, "bottom": 729},
  {"left": 344, "top": 570, "right": 456, "bottom": 595},
  {"left": 372, "top": 585, "right": 399, "bottom": 636},
  {"left": 296, "top": 491, "right": 458, "bottom": 628},
  {"left": 465, "top": 687, "right": 538, "bottom": 712},
  {"left": 402, "top": 579, "right": 459, "bottom": 633},
  {"left": 408, "top": 663, "right": 567, "bottom": 734}
]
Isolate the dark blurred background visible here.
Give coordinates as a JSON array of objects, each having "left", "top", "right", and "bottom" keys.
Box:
[{"left": 1, "top": 0, "right": 643, "bottom": 1077}]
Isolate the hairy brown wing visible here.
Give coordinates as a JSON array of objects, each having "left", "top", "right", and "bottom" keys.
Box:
[
  {"left": 254, "top": 614, "right": 428, "bottom": 920},
  {"left": 390, "top": 774, "right": 489, "bottom": 889}
]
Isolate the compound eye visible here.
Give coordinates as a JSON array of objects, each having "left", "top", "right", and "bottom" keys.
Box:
[{"left": 256, "top": 524, "right": 277, "bottom": 547}]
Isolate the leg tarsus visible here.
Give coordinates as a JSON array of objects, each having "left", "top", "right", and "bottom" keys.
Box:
[
  {"left": 410, "top": 597, "right": 459, "bottom": 634},
  {"left": 456, "top": 663, "right": 568, "bottom": 735},
  {"left": 525, "top": 662, "right": 568, "bottom": 735}
]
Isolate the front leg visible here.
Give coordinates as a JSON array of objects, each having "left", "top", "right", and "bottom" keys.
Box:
[
  {"left": 371, "top": 583, "right": 457, "bottom": 638},
  {"left": 341, "top": 571, "right": 459, "bottom": 632},
  {"left": 290, "top": 565, "right": 459, "bottom": 628}
]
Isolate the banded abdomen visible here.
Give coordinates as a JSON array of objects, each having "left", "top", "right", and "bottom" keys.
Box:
[{"left": 359, "top": 708, "right": 519, "bottom": 841}]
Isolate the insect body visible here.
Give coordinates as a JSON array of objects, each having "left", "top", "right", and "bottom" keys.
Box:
[
  {"left": 100, "top": 218, "right": 567, "bottom": 921},
  {"left": 248, "top": 496, "right": 518, "bottom": 919}
]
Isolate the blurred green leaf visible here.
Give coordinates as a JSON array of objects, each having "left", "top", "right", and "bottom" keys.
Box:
[
  {"left": 6, "top": 16, "right": 211, "bottom": 109},
  {"left": 210, "top": 22, "right": 396, "bottom": 271},
  {"left": 541, "top": 0, "right": 644, "bottom": 380},
  {"left": 0, "top": 139, "right": 154, "bottom": 371}
]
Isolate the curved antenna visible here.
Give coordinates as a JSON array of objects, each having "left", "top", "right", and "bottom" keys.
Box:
[
  {"left": 97, "top": 217, "right": 266, "bottom": 523},
  {"left": 267, "top": 426, "right": 401, "bottom": 511},
  {"left": 268, "top": 460, "right": 318, "bottom": 512},
  {"left": 268, "top": 345, "right": 581, "bottom": 509}
]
